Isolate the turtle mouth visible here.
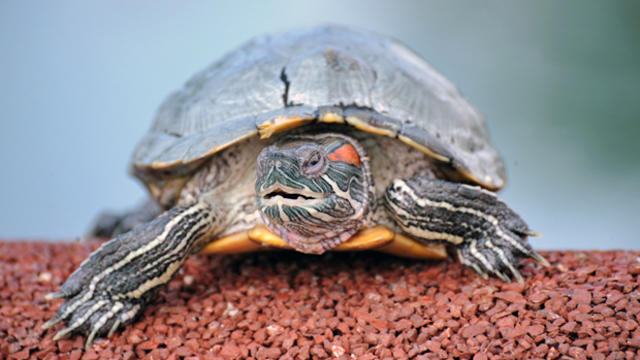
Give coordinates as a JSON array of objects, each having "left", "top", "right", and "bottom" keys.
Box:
[
  {"left": 265, "top": 191, "right": 314, "bottom": 201},
  {"left": 259, "top": 184, "right": 325, "bottom": 205}
]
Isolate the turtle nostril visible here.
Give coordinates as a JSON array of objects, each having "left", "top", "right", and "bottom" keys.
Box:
[{"left": 257, "top": 147, "right": 277, "bottom": 177}]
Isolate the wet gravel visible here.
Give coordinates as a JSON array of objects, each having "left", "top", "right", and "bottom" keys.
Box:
[{"left": 1, "top": 240, "right": 639, "bottom": 360}]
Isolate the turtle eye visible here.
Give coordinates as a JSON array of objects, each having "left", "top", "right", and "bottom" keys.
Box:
[
  {"left": 302, "top": 151, "right": 326, "bottom": 176},
  {"left": 308, "top": 153, "right": 320, "bottom": 166}
]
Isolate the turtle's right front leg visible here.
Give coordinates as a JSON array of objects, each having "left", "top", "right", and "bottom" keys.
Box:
[{"left": 43, "top": 202, "right": 220, "bottom": 350}]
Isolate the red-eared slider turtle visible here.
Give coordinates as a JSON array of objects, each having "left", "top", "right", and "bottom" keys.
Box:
[{"left": 44, "top": 25, "right": 547, "bottom": 349}]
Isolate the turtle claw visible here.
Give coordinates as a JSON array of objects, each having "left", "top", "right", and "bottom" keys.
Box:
[
  {"left": 458, "top": 234, "right": 541, "bottom": 283},
  {"left": 107, "top": 318, "right": 122, "bottom": 338},
  {"left": 532, "top": 252, "right": 550, "bottom": 267},
  {"left": 44, "top": 291, "right": 66, "bottom": 301},
  {"left": 460, "top": 254, "right": 488, "bottom": 280},
  {"left": 47, "top": 293, "right": 142, "bottom": 351},
  {"left": 493, "top": 269, "right": 511, "bottom": 284},
  {"left": 505, "top": 263, "right": 524, "bottom": 284},
  {"left": 52, "top": 326, "right": 75, "bottom": 341},
  {"left": 41, "top": 317, "right": 61, "bottom": 330}
]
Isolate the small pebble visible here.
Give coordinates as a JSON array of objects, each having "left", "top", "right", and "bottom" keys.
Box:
[
  {"left": 331, "top": 344, "right": 345, "bottom": 357},
  {"left": 38, "top": 272, "right": 53, "bottom": 283}
]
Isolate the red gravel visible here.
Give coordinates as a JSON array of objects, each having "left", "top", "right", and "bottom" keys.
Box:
[{"left": 1, "top": 240, "right": 639, "bottom": 360}]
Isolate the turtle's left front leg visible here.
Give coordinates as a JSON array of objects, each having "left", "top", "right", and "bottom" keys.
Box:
[{"left": 384, "top": 177, "right": 548, "bottom": 283}]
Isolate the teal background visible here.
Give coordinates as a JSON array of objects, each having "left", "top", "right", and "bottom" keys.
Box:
[{"left": 1, "top": 1, "right": 638, "bottom": 249}]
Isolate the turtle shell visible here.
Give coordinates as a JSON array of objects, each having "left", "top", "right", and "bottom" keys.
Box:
[{"left": 131, "top": 25, "right": 506, "bottom": 203}]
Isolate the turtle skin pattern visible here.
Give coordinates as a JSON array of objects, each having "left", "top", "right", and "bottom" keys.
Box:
[{"left": 384, "top": 177, "right": 548, "bottom": 283}]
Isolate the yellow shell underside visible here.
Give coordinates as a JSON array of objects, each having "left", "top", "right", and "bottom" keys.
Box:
[{"left": 200, "top": 225, "right": 448, "bottom": 260}]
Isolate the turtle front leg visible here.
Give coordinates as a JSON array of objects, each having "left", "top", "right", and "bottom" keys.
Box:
[
  {"left": 384, "top": 177, "right": 548, "bottom": 283},
  {"left": 43, "top": 202, "right": 219, "bottom": 350}
]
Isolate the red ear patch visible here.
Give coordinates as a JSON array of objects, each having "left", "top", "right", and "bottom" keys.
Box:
[{"left": 328, "top": 143, "right": 361, "bottom": 168}]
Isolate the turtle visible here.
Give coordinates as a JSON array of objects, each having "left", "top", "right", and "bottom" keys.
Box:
[{"left": 43, "top": 25, "right": 548, "bottom": 349}]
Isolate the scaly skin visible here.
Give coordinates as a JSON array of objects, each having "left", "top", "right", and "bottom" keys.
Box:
[
  {"left": 384, "top": 177, "right": 548, "bottom": 282},
  {"left": 43, "top": 203, "right": 219, "bottom": 351}
]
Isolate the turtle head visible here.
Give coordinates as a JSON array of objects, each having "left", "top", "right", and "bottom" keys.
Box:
[{"left": 255, "top": 133, "right": 374, "bottom": 254}]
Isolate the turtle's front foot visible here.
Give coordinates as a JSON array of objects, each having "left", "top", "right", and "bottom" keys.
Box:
[
  {"left": 42, "top": 224, "right": 161, "bottom": 351},
  {"left": 43, "top": 287, "right": 143, "bottom": 351},
  {"left": 43, "top": 203, "right": 215, "bottom": 350},
  {"left": 384, "top": 177, "right": 549, "bottom": 283},
  {"left": 456, "top": 233, "right": 548, "bottom": 283}
]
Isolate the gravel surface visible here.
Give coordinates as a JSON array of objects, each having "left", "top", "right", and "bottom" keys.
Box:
[{"left": 1, "top": 240, "right": 639, "bottom": 360}]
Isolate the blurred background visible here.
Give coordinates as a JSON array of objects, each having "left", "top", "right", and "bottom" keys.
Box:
[{"left": 1, "top": 1, "right": 638, "bottom": 249}]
